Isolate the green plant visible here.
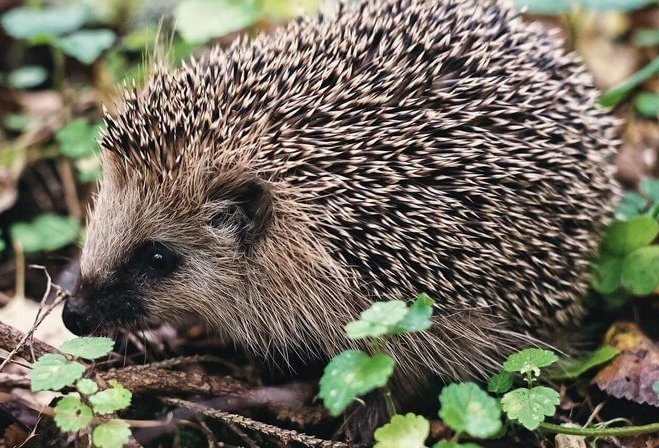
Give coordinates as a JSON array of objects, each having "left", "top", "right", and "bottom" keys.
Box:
[{"left": 30, "top": 337, "right": 133, "bottom": 448}]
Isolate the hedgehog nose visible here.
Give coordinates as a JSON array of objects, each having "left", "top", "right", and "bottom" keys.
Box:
[{"left": 62, "top": 299, "right": 94, "bottom": 336}]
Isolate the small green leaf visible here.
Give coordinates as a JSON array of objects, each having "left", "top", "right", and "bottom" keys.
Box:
[
  {"left": 432, "top": 443, "right": 483, "bottom": 448},
  {"left": 634, "top": 28, "right": 659, "bottom": 47},
  {"left": 61, "top": 337, "right": 114, "bottom": 360},
  {"left": 438, "top": 382, "right": 502, "bottom": 439},
  {"left": 345, "top": 301, "right": 408, "bottom": 339},
  {"left": 1, "top": 5, "right": 89, "bottom": 40},
  {"left": 174, "top": 0, "right": 263, "bottom": 44},
  {"left": 7, "top": 66, "right": 47, "bottom": 89},
  {"left": 591, "top": 255, "right": 623, "bottom": 295},
  {"left": 57, "top": 29, "right": 116, "bottom": 65},
  {"left": 56, "top": 118, "right": 101, "bottom": 159},
  {"left": 30, "top": 354, "right": 85, "bottom": 391},
  {"left": 634, "top": 92, "right": 659, "bottom": 118},
  {"left": 487, "top": 371, "right": 513, "bottom": 394},
  {"left": 4, "top": 114, "right": 32, "bottom": 132},
  {"left": 344, "top": 320, "right": 390, "bottom": 339},
  {"left": 75, "top": 155, "right": 103, "bottom": 183},
  {"left": 11, "top": 214, "right": 80, "bottom": 253},
  {"left": 501, "top": 386, "right": 560, "bottom": 430},
  {"left": 502, "top": 348, "right": 558, "bottom": 377},
  {"left": 601, "top": 216, "right": 659, "bottom": 257},
  {"left": 600, "top": 56, "right": 659, "bottom": 107},
  {"left": 615, "top": 192, "right": 648, "bottom": 219},
  {"left": 53, "top": 396, "right": 93, "bottom": 432},
  {"left": 76, "top": 378, "right": 99, "bottom": 395},
  {"left": 640, "top": 179, "right": 659, "bottom": 202},
  {"left": 391, "top": 293, "right": 434, "bottom": 334},
  {"left": 621, "top": 245, "right": 659, "bottom": 295},
  {"left": 89, "top": 380, "right": 132, "bottom": 414},
  {"left": 373, "top": 413, "right": 429, "bottom": 448},
  {"left": 92, "top": 420, "right": 132, "bottom": 448},
  {"left": 319, "top": 350, "right": 395, "bottom": 416},
  {"left": 555, "top": 346, "right": 620, "bottom": 379}
]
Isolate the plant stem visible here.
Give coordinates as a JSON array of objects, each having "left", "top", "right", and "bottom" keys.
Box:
[
  {"left": 538, "top": 421, "right": 659, "bottom": 437},
  {"left": 369, "top": 338, "right": 397, "bottom": 418}
]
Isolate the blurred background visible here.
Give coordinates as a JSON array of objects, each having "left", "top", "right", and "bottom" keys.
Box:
[{"left": 0, "top": 0, "right": 657, "bottom": 447}]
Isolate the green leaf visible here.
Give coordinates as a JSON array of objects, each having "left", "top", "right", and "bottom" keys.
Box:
[
  {"left": 77, "top": 378, "right": 99, "bottom": 395},
  {"left": 75, "top": 155, "right": 103, "bottom": 183},
  {"left": 600, "top": 56, "right": 659, "bottom": 107},
  {"left": 580, "top": 0, "right": 656, "bottom": 11},
  {"left": 438, "top": 382, "right": 502, "bottom": 439},
  {"left": 61, "top": 337, "right": 114, "bottom": 360},
  {"left": 501, "top": 386, "right": 560, "bottom": 430},
  {"left": 7, "top": 66, "right": 47, "bottom": 89},
  {"left": 640, "top": 178, "right": 659, "bottom": 202},
  {"left": 653, "top": 381, "right": 659, "bottom": 397},
  {"left": 432, "top": 443, "right": 483, "bottom": 448},
  {"left": 11, "top": 214, "right": 80, "bottom": 253},
  {"left": 373, "top": 413, "right": 429, "bottom": 448},
  {"left": 319, "top": 350, "right": 395, "bottom": 416},
  {"left": 591, "top": 255, "right": 623, "bottom": 295},
  {"left": 92, "top": 420, "right": 132, "bottom": 448},
  {"left": 634, "top": 28, "right": 659, "bottom": 47},
  {"left": 391, "top": 293, "right": 434, "bottom": 334},
  {"left": 345, "top": 300, "right": 408, "bottom": 339},
  {"left": 174, "top": 0, "right": 263, "bottom": 44},
  {"left": 89, "top": 380, "right": 132, "bottom": 414},
  {"left": 487, "top": 371, "right": 513, "bottom": 394},
  {"left": 53, "top": 396, "right": 93, "bottom": 432},
  {"left": 513, "top": 0, "right": 571, "bottom": 13},
  {"left": 1, "top": 5, "right": 89, "bottom": 40},
  {"left": 30, "top": 354, "right": 85, "bottom": 391},
  {"left": 634, "top": 92, "right": 659, "bottom": 118},
  {"left": 56, "top": 118, "right": 101, "bottom": 159},
  {"left": 4, "top": 114, "right": 32, "bottom": 132},
  {"left": 620, "top": 245, "right": 659, "bottom": 295},
  {"left": 555, "top": 346, "right": 620, "bottom": 379},
  {"left": 601, "top": 216, "right": 659, "bottom": 257},
  {"left": 615, "top": 192, "right": 648, "bottom": 219},
  {"left": 502, "top": 348, "right": 558, "bottom": 377},
  {"left": 57, "top": 29, "right": 116, "bottom": 65}
]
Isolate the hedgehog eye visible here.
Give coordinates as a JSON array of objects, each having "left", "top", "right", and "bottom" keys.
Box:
[{"left": 142, "top": 242, "right": 178, "bottom": 276}]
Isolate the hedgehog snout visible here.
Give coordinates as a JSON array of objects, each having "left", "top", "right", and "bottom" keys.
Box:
[{"left": 62, "top": 296, "right": 95, "bottom": 336}]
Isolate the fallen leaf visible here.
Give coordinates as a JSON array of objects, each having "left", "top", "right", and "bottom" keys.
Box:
[{"left": 594, "top": 322, "right": 659, "bottom": 406}]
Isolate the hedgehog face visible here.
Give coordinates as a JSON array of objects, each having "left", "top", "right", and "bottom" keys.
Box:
[{"left": 62, "top": 154, "right": 273, "bottom": 336}]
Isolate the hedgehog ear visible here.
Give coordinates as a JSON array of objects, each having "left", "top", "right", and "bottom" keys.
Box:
[{"left": 207, "top": 177, "right": 273, "bottom": 247}]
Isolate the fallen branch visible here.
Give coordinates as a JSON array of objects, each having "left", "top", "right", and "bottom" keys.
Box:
[{"left": 0, "top": 321, "right": 59, "bottom": 365}]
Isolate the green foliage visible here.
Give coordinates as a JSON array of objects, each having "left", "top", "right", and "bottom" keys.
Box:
[
  {"left": 54, "top": 396, "right": 93, "bottom": 432},
  {"left": 373, "top": 413, "right": 429, "bottom": 448},
  {"left": 93, "top": 420, "right": 132, "bottom": 448},
  {"left": 77, "top": 378, "right": 99, "bottom": 395},
  {"left": 57, "top": 30, "right": 116, "bottom": 64},
  {"left": 500, "top": 386, "right": 560, "bottom": 430},
  {"left": 553, "top": 346, "right": 619, "bottom": 379},
  {"left": 620, "top": 245, "right": 659, "bottom": 295},
  {"left": 6, "top": 66, "right": 47, "bottom": 89},
  {"left": 319, "top": 350, "right": 395, "bottom": 416},
  {"left": 89, "top": 380, "right": 132, "bottom": 415},
  {"left": 487, "top": 371, "right": 513, "bottom": 394},
  {"left": 615, "top": 192, "right": 648, "bottom": 219},
  {"left": 30, "top": 354, "right": 85, "bottom": 392},
  {"left": 502, "top": 349, "right": 558, "bottom": 378},
  {"left": 56, "top": 119, "right": 102, "bottom": 159},
  {"left": 11, "top": 214, "right": 80, "bottom": 253},
  {"left": 1, "top": 4, "right": 89, "bottom": 41},
  {"left": 634, "top": 28, "right": 659, "bottom": 47},
  {"left": 174, "top": 0, "right": 262, "bottom": 44},
  {"left": 600, "top": 56, "right": 659, "bottom": 107},
  {"left": 601, "top": 216, "right": 659, "bottom": 256},
  {"left": 61, "top": 337, "right": 114, "bottom": 360},
  {"left": 438, "top": 383, "right": 502, "bottom": 439},
  {"left": 634, "top": 92, "right": 659, "bottom": 118},
  {"left": 514, "top": 0, "right": 655, "bottom": 13}
]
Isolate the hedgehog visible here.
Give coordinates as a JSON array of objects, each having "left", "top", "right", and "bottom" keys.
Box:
[{"left": 61, "top": 0, "right": 618, "bottom": 439}]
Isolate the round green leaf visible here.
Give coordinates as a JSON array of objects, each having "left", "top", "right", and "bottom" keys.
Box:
[
  {"left": 30, "top": 354, "right": 85, "bottom": 392},
  {"left": 601, "top": 216, "right": 659, "bottom": 256},
  {"left": 56, "top": 118, "right": 101, "bottom": 159},
  {"left": 391, "top": 293, "right": 434, "bottom": 334},
  {"left": 639, "top": 178, "right": 659, "bottom": 202},
  {"left": 345, "top": 320, "right": 390, "bottom": 339},
  {"left": 555, "top": 346, "right": 620, "bottom": 379},
  {"left": 501, "top": 386, "right": 560, "bottom": 430},
  {"left": 344, "top": 300, "right": 408, "bottom": 340},
  {"left": 174, "top": 0, "right": 263, "bottom": 44},
  {"left": 89, "top": 380, "right": 132, "bottom": 415},
  {"left": 92, "top": 420, "right": 131, "bottom": 448},
  {"left": 319, "top": 350, "right": 395, "bottom": 416},
  {"left": 502, "top": 348, "right": 558, "bottom": 377},
  {"left": 61, "top": 337, "right": 114, "bottom": 360},
  {"left": 57, "top": 29, "right": 116, "bottom": 65},
  {"left": 54, "top": 396, "right": 93, "bottom": 432},
  {"left": 615, "top": 192, "right": 648, "bottom": 219},
  {"left": 487, "top": 371, "right": 513, "bottom": 394},
  {"left": 1, "top": 5, "right": 89, "bottom": 40},
  {"left": 76, "top": 378, "right": 99, "bottom": 395},
  {"left": 620, "top": 245, "right": 659, "bottom": 295},
  {"left": 438, "top": 382, "right": 502, "bottom": 439},
  {"left": 591, "top": 255, "right": 623, "bottom": 295},
  {"left": 374, "top": 413, "right": 429, "bottom": 448},
  {"left": 7, "top": 66, "right": 47, "bottom": 89},
  {"left": 11, "top": 214, "right": 80, "bottom": 253}
]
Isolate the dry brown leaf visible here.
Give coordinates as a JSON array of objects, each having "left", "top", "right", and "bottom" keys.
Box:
[{"left": 594, "top": 322, "right": 659, "bottom": 407}]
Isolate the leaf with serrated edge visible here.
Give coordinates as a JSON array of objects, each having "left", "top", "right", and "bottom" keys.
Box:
[
  {"left": 487, "top": 371, "right": 513, "bottom": 394},
  {"left": 61, "top": 337, "right": 114, "bottom": 360},
  {"left": 501, "top": 386, "right": 560, "bottom": 430},
  {"left": 391, "top": 293, "right": 434, "bottom": 334},
  {"left": 92, "top": 420, "right": 132, "bottom": 448},
  {"left": 438, "top": 382, "right": 501, "bottom": 439},
  {"left": 374, "top": 413, "right": 429, "bottom": 448},
  {"left": 89, "top": 380, "right": 132, "bottom": 414},
  {"left": 30, "top": 354, "right": 85, "bottom": 391},
  {"left": 502, "top": 349, "right": 558, "bottom": 377},
  {"left": 54, "top": 396, "right": 92, "bottom": 432},
  {"left": 76, "top": 378, "right": 98, "bottom": 395}
]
